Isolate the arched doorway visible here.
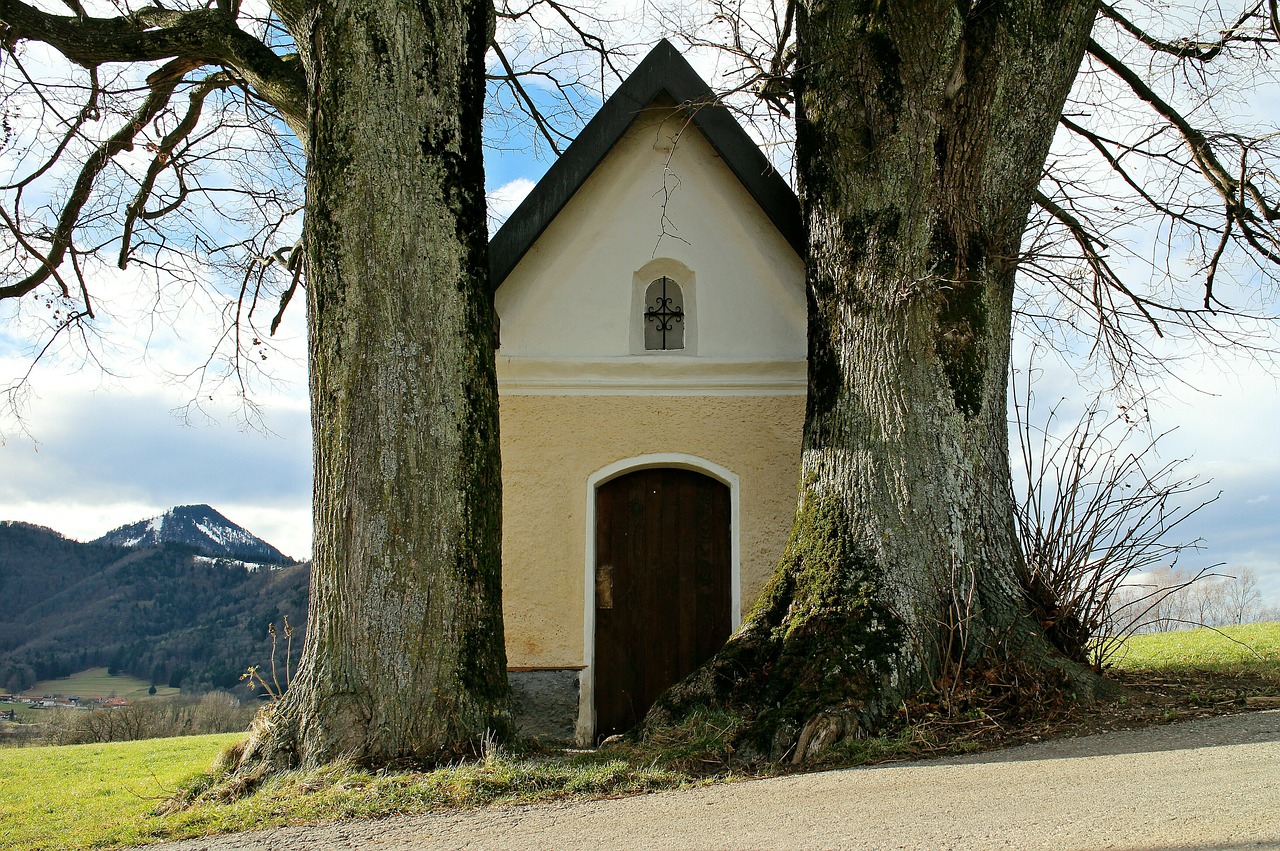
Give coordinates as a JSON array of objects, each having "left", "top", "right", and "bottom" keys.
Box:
[{"left": 592, "top": 467, "right": 732, "bottom": 741}]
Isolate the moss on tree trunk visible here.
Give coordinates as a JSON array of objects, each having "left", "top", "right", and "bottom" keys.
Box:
[
  {"left": 230, "top": 0, "right": 509, "bottom": 780},
  {"left": 646, "top": 492, "right": 907, "bottom": 760},
  {"left": 647, "top": 0, "right": 1102, "bottom": 763}
]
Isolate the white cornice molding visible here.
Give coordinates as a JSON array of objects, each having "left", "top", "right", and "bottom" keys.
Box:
[{"left": 497, "top": 356, "right": 807, "bottom": 396}]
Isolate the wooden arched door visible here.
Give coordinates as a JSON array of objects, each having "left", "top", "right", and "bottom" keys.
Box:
[{"left": 593, "top": 467, "right": 731, "bottom": 741}]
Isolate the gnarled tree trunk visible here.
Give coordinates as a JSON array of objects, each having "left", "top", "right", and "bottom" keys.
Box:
[
  {"left": 648, "top": 0, "right": 1100, "bottom": 762},
  {"left": 235, "top": 0, "right": 509, "bottom": 774}
]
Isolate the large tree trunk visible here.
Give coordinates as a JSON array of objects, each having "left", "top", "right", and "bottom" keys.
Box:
[
  {"left": 648, "top": 0, "right": 1099, "bottom": 762},
  {"left": 235, "top": 0, "right": 508, "bottom": 774}
]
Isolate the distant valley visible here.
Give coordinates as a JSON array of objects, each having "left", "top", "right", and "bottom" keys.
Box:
[{"left": 0, "top": 507, "right": 308, "bottom": 696}]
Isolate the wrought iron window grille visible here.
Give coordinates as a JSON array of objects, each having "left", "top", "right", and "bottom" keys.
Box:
[{"left": 644, "top": 276, "right": 684, "bottom": 350}]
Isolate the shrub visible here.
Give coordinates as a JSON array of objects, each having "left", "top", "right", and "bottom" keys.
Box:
[
  {"left": 40, "top": 693, "right": 255, "bottom": 745},
  {"left": 1011, "top": 373, "right": 1216, "bottom": 669}
]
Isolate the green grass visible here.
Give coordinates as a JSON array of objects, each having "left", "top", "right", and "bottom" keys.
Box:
[
  {"left": 23, "top": 667, "right": 180, "bottom": 701},
  {"left": 1111, "top": 621, "right": 1280, "bottom": 677},
  {"left": 0, "top": 733, "right": 243, "bottom": 851},
  {"left": 0, "top": 735, "right": 696, "bottom": 851},
  {"left": 145, "top": 750, "right": 694, "bottom": 847}
]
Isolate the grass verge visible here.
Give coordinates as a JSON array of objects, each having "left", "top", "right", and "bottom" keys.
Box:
[
  {"left": 0, "top": 736, "right": 704, "bottom": 851},
  {"left": 146, "top": 750, "right": 694, "bottom": 847}
]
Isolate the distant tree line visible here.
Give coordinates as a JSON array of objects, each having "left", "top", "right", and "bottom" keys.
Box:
[
  {"left": 38, "top": 692, "right": 257, "bottom": 746},
  {"left": 1118, "top": 567, "right": 1277, "bottom": 633}
]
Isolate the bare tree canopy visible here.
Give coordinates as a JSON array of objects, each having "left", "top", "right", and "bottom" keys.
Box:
[
  {"left": 0, "top": 0, "right": 309, "bottom": 425},
  {"left": 0, "top": 0, "right": 626, "bottom": 429},
  {"left": 6, "top": 0, "right": 1274, "bottom": 406},
  {"left": 684, "top": 0, "right": 1280, "bottom": 384}
]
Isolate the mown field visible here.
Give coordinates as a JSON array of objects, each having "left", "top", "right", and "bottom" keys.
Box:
[
  {"left": 2, "top": 623, "right": 1277, "bottom": 851},
  {"left": 23, "top": 667, "right": 180, "bottom": 701},
  {"left": 1111, "top": 621, "right": 1280, "bottom": 677},
  {"left": 0, "top": 733, "right": 243, "bottom": 851}
]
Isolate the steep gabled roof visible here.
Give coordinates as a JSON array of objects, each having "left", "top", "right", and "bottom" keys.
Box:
[{"left": 489, "top": 39, "right": 802, "bottom": 288}]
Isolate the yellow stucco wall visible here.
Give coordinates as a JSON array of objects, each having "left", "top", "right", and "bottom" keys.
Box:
[{"left": 499, "top": 393, "right": 804, "bottom": 668}]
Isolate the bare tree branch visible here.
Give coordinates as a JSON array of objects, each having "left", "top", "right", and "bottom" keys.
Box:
[
  {"left": 119, "top": 71, "right": 236, "bottom": 269},
  {"left": 0, "top": 56, "right": 193, "bottom": 301},
  {"left": 1097, "top": 1, "right": 1269, "bottom": 62},
  {"left": 0, "top": 0, "right": 307, "bottom": 131},
  {"left": 0, "top": 59, "right": 99, "bottom": 193},
  {"left": 1033, "top": 188, "right": 1164, "bottom": 334},
  {"left": 1088, "top": 38, "right": 1279, "bottom": 231},
  {"left": 489, "top": 40, "right": 568, "bottom": 155}
]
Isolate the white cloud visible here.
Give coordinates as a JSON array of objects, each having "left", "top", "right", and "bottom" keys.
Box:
[
  {"left": 486, "top": 178, "right": 537, "bottom": 233},
  {"left": 0, "top": 385, "right": 313, "bottom": 558}
]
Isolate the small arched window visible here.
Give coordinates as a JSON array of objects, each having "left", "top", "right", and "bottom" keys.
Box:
[{"left": 644, "top": 276, "right": 685, "bottom": 350}]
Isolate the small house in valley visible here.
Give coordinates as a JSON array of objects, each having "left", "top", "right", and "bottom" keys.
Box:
[{"left": 492, "top": 40, "right": 807, "bottom": 744}]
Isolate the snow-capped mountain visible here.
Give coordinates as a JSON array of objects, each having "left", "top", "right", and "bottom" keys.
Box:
[{"left": 93, "top": 504, "right": 292, "bottom": 564}]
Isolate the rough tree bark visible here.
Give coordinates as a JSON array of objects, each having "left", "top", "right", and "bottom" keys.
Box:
[
  {"left": 648, "top": 0, "right": 1101, "bottom": 762},
  {"left": 234, "top": 0, "right": 510, "bottom": 773}
]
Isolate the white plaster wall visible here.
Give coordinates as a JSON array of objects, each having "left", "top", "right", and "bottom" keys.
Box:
[{"left": 495, "top": 97, "right": 807, "bottom": 362}]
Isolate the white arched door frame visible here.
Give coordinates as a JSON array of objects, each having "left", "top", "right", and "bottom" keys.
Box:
[{"left": 577, "top": 453, "right": 741, "bottom": 744}]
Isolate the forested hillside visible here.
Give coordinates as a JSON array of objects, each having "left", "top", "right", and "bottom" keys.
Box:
[{"left": 0, "top": 522, "right": 308, "bottom": 694}]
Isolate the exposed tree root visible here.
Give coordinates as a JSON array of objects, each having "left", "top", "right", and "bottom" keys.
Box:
[
  {"left": 640, "top": 494, "right": 1107, "bottom": 766},
  {"left": 641, "top": 495, "right": 916, "bottom": 763}
]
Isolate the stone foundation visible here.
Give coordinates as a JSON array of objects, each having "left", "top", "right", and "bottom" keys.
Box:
[{"left": 508, "top": 669, "right": 580, "bottom": 743}]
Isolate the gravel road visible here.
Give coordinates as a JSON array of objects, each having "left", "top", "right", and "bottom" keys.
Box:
[{"left": 144, "top": 709, "right": 1280, "bottom": 850}]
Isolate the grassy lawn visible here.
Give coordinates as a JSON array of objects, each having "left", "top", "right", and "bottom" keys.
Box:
[
  {"left": 23, "top": 668, "right": 180, "bottom": 701},
  {"left": 0, "top": 733, "right": 242, "bottom": 851},
  {"left": 1111, "top": 622, "right": 1280, "bottom": 677},
  {"left": 0, "top": 733, "right": 695, "bottom": 851}
]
